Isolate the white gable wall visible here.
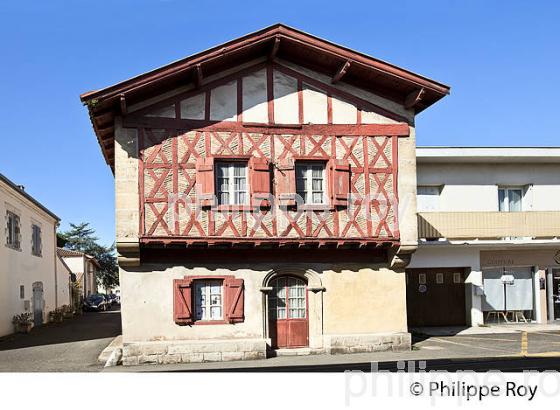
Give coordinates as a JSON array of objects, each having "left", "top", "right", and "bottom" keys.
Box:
[{"left": 138, "top": 59, "right": 407, "bottom": 126}]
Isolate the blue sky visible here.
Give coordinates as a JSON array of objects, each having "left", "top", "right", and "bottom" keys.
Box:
[{"left": 1, "top": 1, "right": 558, "bottom": 246}]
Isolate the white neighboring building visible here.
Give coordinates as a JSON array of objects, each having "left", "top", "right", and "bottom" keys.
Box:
[
  {"left": 57, "top": 248, "right": 99, "bottom": 298},
  {"left": 56, "top": 255, "right": 72, "bottom": 307},
  {"left": 408, "top": 147, "right": 560, "bottom": 328},
  {"left": 0, "top": 173, "right": 60, "bottom": 336}
]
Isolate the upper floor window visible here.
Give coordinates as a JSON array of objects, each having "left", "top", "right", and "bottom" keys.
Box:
[
  {"left": 31, "top": 224, "right": 42, "bottom": 257},
  {"left": 194, "top": 279, "right": 223, "bottom": 321},
  {"left": 296, "top": 162, "right": 326, "bottom": 205},
  {"left": 6, "top": 211, "right": 21, "bottom": 250},
  {"left": 417, "top": 186, "right": 441, "bottom": 212},
  {"left": 215, "top": 161, "right": 248, "bottom": 205},
  {"left": 498, "top": 187, "right": 522, "bottom": 212}
]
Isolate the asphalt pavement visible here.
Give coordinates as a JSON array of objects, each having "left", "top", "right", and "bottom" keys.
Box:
[{"left": 0, "top": 306, "right": 121, "bottom": 372}]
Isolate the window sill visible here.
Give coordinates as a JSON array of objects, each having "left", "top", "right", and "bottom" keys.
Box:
[
  {"left": 5, "top": 244, "right": 22, "bottom": 252},
  {"left": 192, "top": 319, "right": 229, "bottom": 325}
]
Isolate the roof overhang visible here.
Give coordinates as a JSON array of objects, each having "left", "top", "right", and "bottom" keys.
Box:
[{"left": 81, "top": 24, "right": 450, "bottom": 171}]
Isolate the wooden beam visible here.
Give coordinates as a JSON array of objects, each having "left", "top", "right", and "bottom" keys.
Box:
[
  {"left": 405, "top": 88, "right": 425, "bottom": 109},
  {"left": 195, "top": 64, "right": 203, "bottom": 88},
  {"left": 268, "top": 36, "right": 280, "bottom": 61},
  {"left": 332, "top": 60, "right": 351, "bottom": 84},
  {"left": 119, "top": 93, "right": 127, "bottom": 115}
]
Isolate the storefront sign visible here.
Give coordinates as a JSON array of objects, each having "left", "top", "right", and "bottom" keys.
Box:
[{"left": 481, "top": 250, "right": 560, "bottom": 268}]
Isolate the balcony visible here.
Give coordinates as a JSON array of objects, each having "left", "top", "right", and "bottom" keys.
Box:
[{"left": 417, "top": 211, "right": 560, "bottom": 240}]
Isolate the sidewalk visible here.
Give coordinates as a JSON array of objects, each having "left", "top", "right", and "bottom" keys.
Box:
[{"left": 412, "top": 322, "right": 560, "bottom": 336}]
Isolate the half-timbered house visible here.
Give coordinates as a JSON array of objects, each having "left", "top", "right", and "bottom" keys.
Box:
[{"left": 81, "top": 25, "right": 449, "bottom": 364}]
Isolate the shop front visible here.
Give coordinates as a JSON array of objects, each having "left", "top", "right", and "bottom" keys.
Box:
[{"left": 480, "top": 249, "right": 560, "bottom": 324}]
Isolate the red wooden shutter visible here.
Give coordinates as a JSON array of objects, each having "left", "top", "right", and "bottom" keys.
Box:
[
  {"left": 224, "top": 277, "right": 244, "bottom": 323},
  {"left": 249, "top": 157, "right": 271, "bottom": 207},
  {"left": 330, "top": 158, "right": 351, "bottom": 206},
  {"left": 195, "top": 157, "right": 215, "bottom": 207},
  {"left": 276, "top": 158, "right": 296, "bottom": 206},
  {"left": 173, "top": 278, "right": 193, "bottom": 325}
]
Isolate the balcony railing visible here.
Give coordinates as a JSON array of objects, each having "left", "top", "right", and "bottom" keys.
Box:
[{"left": 418, "top": 211, "right": 560, "bottom": 240}]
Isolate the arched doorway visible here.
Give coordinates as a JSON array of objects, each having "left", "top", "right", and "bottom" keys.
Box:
[
  {"left": 268, "top": 276, "right": 309, "bottom": 348},
  {"left": 32, "top": 282, "right": 44, "bottom": 326}
]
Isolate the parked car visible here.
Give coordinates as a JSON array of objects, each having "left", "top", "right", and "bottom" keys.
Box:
[
  {"left": 108, "top": 294, "right": 119, "bottom": 305},
  {"left": 83, "top": 294, "right": 109, "bottom": 312}
]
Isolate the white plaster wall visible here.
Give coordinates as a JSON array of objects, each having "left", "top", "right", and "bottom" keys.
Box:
[
  {"left": 273, "top": 70, "right": 298, "bottom": 124},
  {"left": 148, "top": 59, "right": 404, "bottom": 126},
  {"left": 56, "top": 257, "right": 71, "bottom": 306},
  {"left": 302, "top": 85, "right": 328, "bottom": 124},
  {"left": 242, "top": 69, "right": 268, "bottom": 123},
  {"left": 0, "top": 182, "right": 57, "bottom": 336},
  {"left": 209, "top": 81, "right": 237, "bottom": 122},
  {"left": 417, "top": 163, "right": 560, "bottom": 212},
  {"left": 409, "top": 245, "right": 480, "bottom": 270},
  {"left": 180, "top": 93, "right": 205, "bottom": 120},
  {"left": 120, "top": 263, "right": 407, "bottom": 344},
  {"left": 62, "top": 256, "right": 84, "bottom": 274}
]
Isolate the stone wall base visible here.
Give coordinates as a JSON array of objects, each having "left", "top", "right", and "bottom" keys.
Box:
[
  {"left": 122, "top": 338, "right": 267, "bottom": 366},
  {"left": 121, "top": 333, "right": 410, "bottom": 365},
  {"left": 325, "top": 332, "right": 411, "bottom": 354}
]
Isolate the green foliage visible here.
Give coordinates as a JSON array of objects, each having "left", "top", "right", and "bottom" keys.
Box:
[{"left": 59, "top": 222, "right": 119, "bottom": 289}]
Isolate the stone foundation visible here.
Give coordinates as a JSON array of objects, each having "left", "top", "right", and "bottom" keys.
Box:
[
  {"left": 325, "top": 332, "right": 411, "bottom": 354},
  {"left": 121, "top": 333, "right": 410, "bottom": 365},
  {"left": 122, "top": 338, "right": 268, "bottom": 366}
]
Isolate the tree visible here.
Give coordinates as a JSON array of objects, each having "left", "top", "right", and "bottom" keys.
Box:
[{"left": 58, "top": 222, "right": 119, "bottom": 289}]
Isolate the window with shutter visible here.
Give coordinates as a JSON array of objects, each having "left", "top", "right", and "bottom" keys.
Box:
[
  {"left": 215, "top": 161, "right": 249, "bottom": 205},
  {"left": 330, "top": 158, "right": 351, "bottom": 207},
  {"left": 173, "top": 278, "right": 194, "bottom": 325},
  {"left": 195, "top": 157, "right": 215, "bottom": 207},
  {"left": 6, "top": 211, "right": 21, "bottom": 250},
  {"left": 276, "top": 158, "right": 296, "bottom": 206},
  {"left": 32, "top": 224, "right": 42, "bottom": 257},
  {"left": 295, "top": 161, "right": 327, "bottom": 205},
  {"left": 249, "top": 157, "right": 271, "bottom": 207}
]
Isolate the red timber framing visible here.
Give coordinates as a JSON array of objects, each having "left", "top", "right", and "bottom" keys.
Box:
[{"left": 132, "top": 60, "right": 405, "bottom": 248}]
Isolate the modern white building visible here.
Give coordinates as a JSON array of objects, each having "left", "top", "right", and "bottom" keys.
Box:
[
  {"left": 408, "top": 147, "right": 560, "bottom": 328},
  {"left": 0, "top": 173, "right": 60, "bottom": 336}
]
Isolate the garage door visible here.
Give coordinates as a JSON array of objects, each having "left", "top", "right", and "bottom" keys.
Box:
[{"left": 406, "top": 268, "right": 466, "bottom": 327}]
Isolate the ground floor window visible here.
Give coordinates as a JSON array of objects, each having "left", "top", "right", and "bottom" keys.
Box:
[
  {"left": 194, "top": 279, "right": 223, "bottom": 321},
  {"left": 482, "top": 267, "right": 534, "bottom": 323}
]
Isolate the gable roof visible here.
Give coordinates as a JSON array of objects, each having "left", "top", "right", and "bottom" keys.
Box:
[{"left": 81, "top": 24, "right": 450, "bottom": 171}]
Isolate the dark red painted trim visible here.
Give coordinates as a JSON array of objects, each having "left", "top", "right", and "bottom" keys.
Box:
[{"left": 124, "top": 117, "right": 410, "bottom": 137}]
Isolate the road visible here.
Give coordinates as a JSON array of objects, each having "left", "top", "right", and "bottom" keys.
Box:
[{"left": 0, "top": 306, "right": 121, "bottom": 372}]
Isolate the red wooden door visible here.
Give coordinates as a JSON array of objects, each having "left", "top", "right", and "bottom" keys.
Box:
[{"left": 269, "top": 277, "right": 309, "bottom": 348}]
